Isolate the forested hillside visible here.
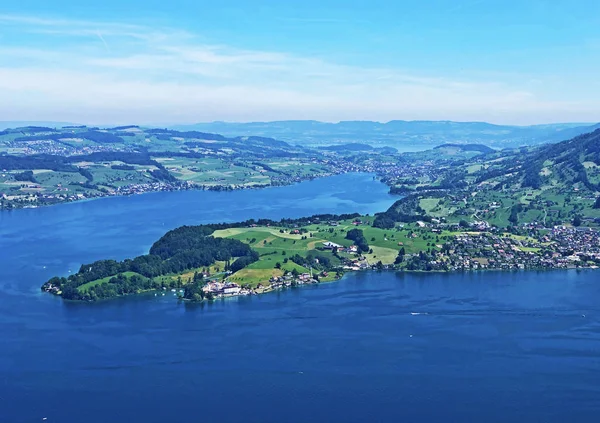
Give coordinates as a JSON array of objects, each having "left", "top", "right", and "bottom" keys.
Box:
[{"left": 379, "top": 129, "right": 600, "bottom": 228}]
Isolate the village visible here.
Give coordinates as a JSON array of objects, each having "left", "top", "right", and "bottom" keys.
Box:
[
  {"left": 199, "top": 270, "right": 323, "bottom": 298},
  {"left": 184, "top": 214, "right": 600, "bottom": 301},
  {"left": 399, "top": 221, "right": 600, "bottom": 272},
  {"left": 0, "top": 179, "right": 196, "bottom": 209}
]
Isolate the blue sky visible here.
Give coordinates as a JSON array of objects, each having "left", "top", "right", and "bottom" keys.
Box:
[{"left": 1, "top": 0, "right": 600, "bottom": 124}]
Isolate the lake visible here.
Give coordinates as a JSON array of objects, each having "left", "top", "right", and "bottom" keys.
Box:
[{"left": 1, "top": 173, "right": 600, "bottom": 422}]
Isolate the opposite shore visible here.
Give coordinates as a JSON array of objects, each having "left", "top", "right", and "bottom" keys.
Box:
[{"left": 2, "top": 172, "right": 346, "bottom": 210}]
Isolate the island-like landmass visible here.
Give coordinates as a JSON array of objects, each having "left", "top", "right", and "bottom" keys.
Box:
[
  {"left": 37, "top": 127, "right": 600, "bottom": 301},
  {"left": 41, "top": 208, "right": 600, "bottom": 302}
]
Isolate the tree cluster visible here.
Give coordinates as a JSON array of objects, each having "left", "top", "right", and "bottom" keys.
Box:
[{"left": 345, "top": 228, "right": 369, "bottom": 253}]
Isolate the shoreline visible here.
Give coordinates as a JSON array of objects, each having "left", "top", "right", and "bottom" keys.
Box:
[
  {"left": 1, "top": 171, "right": 379, "bottom": 211},
  {"left": 194, "top": 265, "right": 599, "bottom": 303},
  {"left": 51, "top": 265, "right": 600, "bottom": 304}
]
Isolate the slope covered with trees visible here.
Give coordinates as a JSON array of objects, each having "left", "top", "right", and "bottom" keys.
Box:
[
  {"left": 379, "top": 129, "right": 600, "bottom": 228},
  {"left": 42, "top": 225, "right": 257, "bottom": 301}
]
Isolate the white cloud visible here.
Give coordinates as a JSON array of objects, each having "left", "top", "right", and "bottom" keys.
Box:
[{"left": 0, "top": 13, "right": 595, "bottom": 125}]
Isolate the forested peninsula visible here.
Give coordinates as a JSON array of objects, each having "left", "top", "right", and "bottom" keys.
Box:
[
  {"left": 42, "top": 200, "right": 600, "bottom": 302},
  {"left": 40, "top": 128, "right": 600, "bottom": 302}
]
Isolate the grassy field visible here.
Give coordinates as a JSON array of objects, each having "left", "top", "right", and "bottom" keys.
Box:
[
  {"left": 69, "top": 216, "right": 475, "bottom": 292},
  {"left": 212, "top": 219, "right": 450, "bottom": 286},
  {"left": 0, "top": 149, "right": 336, "bottom": 208}
]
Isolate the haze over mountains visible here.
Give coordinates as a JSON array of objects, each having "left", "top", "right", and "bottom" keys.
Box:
[
  {"left": 2, "top": 120, "right": 599, "bottom": 151},
  {"left": 175, "top": 120, "right": 600, "bottom": 149}
]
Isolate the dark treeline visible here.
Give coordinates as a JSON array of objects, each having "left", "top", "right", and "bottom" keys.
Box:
[
  {"left": 0, "top": 154, "right": 78, "bottom": 172},
  {"left": 78, "top": 168, "right": 93, "bottom": 182},
  {"left": 17, "top": 126, "right": 57, "bottom": 133},
  {"left": 251, "top": 162, "right": 286, "bottom": 174},
  {"left": 13, "top": 170, "right": 38, "bottom": 183},
  {"left": 83, "top": 273, "right": 155, "bottom": 300},
  {"left": 72, "top": 130, "right": 126, "bottom": 144},
  {"left": 289, "top": 250, "right": 333, "bottom": 270},
  {"left": 146, "top": 129, "right": 228, "bottom": 141},
  {"left": 150, "top": 164, "right": 178, "bottom": 182},
  {"left": 477, "top": 129, "right": 600, "bottom": 190},
  {"left": 43, "top": 225, "right": 258, "bottom": 301},
  {"left": 233, "top": 136, "right": 290, "bottom": 149},
  {"left": 111, "top": 164, "right": 135, "bottom": 171},
  {"left": 109, "top": 125, "right": 139, "bottom": 130},
  {"left": 434, "top": 143, "right": 495, "bottom": 154},
  {"left": 437, "top": 169, "right": 469, "bottom": 189},
  {"left": 475, "top": 163, "right": 521, "bottom": 184},
  {"left": 345, "top": 228, "right": 369, "bottom": 253},
  {"left": 373, "top": 195, "right": 434, "bottom": 229}
]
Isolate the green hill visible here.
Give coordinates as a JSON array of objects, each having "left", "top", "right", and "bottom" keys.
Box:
[{"left": 380, "top": 129, "right": 600, "bottom": 228}]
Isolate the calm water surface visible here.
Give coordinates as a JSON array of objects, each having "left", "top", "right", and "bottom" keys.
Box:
[{"left": 1, "top": 173, "right": 600, "bottom": 422}]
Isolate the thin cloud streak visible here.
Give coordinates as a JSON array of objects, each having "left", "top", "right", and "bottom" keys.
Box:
[
  {"left": 0, "top": 13, "right": 594, "bottom": 125},
  {"left": 96, "top": 31, "right": 111, "bottom": 53}
]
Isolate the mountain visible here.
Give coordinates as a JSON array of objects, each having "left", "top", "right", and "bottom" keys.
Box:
[
  {"left": 0, "top": 121, "right": 78, "bottom": 130},
  {"left": 469, "top": 128, "right": 600, "bottom": 192},
  {"left": 0, "top": 125, "right": 301, "bottom": 159},
  {"left": 173, "top": 120, "right": 600, "bottom": 150},
  {"left": 375, "top": 128, "right": 600, "bottom": 229}
]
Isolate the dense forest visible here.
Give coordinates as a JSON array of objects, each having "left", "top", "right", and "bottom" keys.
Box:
[
  {"left": 345, "top": 228, "right": 369, "bottom": 253},
  {"left": 373, "top": 195, "right": 434, "bottom": 229},
  {"left": 476, "top": 128, "right": 600, "bottom": 191},
  {"left": 43, "top": 225, "right": 257, "bottom": 301}
]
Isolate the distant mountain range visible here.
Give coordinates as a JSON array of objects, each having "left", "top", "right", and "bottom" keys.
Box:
[
  {"left": 0, "top": 121, "right": 77, "bottom": 131},
  {"left": 3, "top": 120, "right": 599, "bottom": 150},
  {"left": 172, "top": 120, "right": 600, "bottom": 149}
]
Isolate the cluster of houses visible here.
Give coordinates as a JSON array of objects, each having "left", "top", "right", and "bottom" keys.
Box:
[
  {"left": 322, "top": 241, "right": 359, "bottom": 254},
  {"left": 343, "top": 257, "right": 370, "bottom": 271},
  {"left": 405, "top": 226, "right": 600, "bottom": 271},
  {"left": 202, "top": 271, "right": 324, "bottom": 298},
  {"left": 1, "top": 179, "right": 196, "bottom": 209},
  {"left": 319, "top": 156, "right": 441, "bottom": 184},
  {"left": 112, "top": 180, "right": 193, "bottom": 196},
  {"left": 268, "top": 272, "right": 319, "bottom": 289},
  {"left": 549, "top": 226, "right": 600, "bottom": 261},
  {"left": 442, "top": 233, "right": 552, "bottom": 270},
  {"left": 4, "top": 138, "right": 133, "bottom": 156},
  {"left": 202, "top": 281, "right": 251, "bottom": 297}
]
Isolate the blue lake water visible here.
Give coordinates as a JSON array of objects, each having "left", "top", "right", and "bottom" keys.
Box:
[{"left": 1, "top": 173, "right": 600, "bottom": 422}]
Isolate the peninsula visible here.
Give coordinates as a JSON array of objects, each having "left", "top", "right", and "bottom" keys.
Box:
[
  {"left": 41, "top": 127, "right": 600, "bottom": 301},
  {"left": 42, "top": 208, "right": 600, "bottom": 302}
]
